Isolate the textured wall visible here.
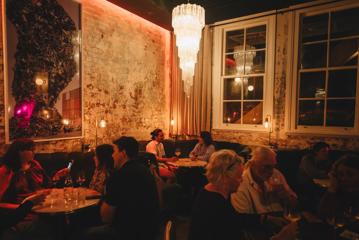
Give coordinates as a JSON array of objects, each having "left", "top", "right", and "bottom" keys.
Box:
[
  {"left": 213, "top": 12, "right": 359, "bottom": 150},
  {"left": 0, "top": 0, "right": 171, "bottom": 152}
]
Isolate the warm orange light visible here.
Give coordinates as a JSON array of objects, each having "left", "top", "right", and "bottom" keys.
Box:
[{"left": 83, "top": 0, "right": 169, "bottom": 34}]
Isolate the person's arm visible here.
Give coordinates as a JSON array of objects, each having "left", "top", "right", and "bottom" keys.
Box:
[
  {"left": 0, "top": 191, "right": 47, "bottom": 231},
  {"left": 189, "top": 144, "right": 200, "bottom": 158},
  {"left": 317, "top": 173, "right": 338, "bottom": 220},
  {"left": 274, "top": 170, "right": 297, "bottom": 206},
  {"left": 0, "top": 166, "right": 13, "bottom": 201},
  {"left": 100, "top": 201, "right": 117, "bottom": 223},
  {"left": 101, "top": 172, "right": 121, "bottom": 224},
  {"left": 230, "top": 187, "right": 254, "bottom": 214},
  {"left": 0, "top": 201, "right": 33, "bottom": 231},
  {"left": 197, "top": 145, "right": 215, "bottom": 162}
]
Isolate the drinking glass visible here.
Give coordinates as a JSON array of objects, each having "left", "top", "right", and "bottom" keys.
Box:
[
  {"left": 174, "top": 148, "right": 181, "bottom": 158},
  {"left": 76, "top": 172, "right": 86, "bottom": 187},
  {"left": 284, "top": 205, "right": 302, "bottom": 222}
]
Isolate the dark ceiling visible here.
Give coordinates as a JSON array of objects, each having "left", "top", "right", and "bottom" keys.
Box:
[{"left": 107, "top": 0, "right": 316, "bottom": 30}]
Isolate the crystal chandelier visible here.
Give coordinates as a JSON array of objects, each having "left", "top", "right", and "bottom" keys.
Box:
[{"left": 172, "top": 3, "right": 205, "bottom": 97}]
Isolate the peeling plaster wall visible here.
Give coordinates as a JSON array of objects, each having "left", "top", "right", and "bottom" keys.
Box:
[
  {"left": 212, "top": 12, "right": 359, "bottom": 150},
  {"left": 0, "top": 0, "right": 171, "bottom": 153}
]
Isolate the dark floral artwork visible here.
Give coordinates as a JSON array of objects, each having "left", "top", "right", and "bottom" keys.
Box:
[{"left": 6, "top": 0, "right": 80, "bottom": 139}]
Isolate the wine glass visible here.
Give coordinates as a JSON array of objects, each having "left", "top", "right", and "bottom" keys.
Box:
[
  {"left": 284, "top": 205, "right": 302, "bottom": 222},
  {"left": 174, "top": 148, "right": 181, "bottom": 158},
  {"left": 76, "top": 171, "right": 86, "bottom": 187}
]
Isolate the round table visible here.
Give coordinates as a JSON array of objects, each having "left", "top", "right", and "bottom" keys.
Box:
[
  {"left": 32, "top": 188, "right": 101, "bottom": 215},
  {"left": 169, "top": 158, "right": 207, "bottom": 168}
]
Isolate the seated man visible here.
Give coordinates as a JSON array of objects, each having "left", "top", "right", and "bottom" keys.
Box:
[
  {"left": 231, "top": 146, "right": 297, "bottom": 214},
  {"left": 84, "top": 136, "right": 160, "bottom": 240}
]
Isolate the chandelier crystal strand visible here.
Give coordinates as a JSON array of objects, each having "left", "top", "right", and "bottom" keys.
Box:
[{"left": 172, "top": 3, "right": 205, "bottom": 97}]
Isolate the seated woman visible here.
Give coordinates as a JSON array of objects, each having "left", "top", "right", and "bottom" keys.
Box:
[
  {"left": 0, "top": 139, "right": 51, "bottom": 203},
  {"left": 0, "top": 139, "right": 68, "bottom": 203},
  {"left": 298, "top": 142, "right": 332, "bottom": 184},
  {"left": 188, "top": 149, "right": 298, "bottom": 240},
  {"left": 146, "top": 129, "right": 176, "bottom": 179},
  {"left": 189, "top": 131, "right": 215, "bottom": 162},
  {"left": 89, "top": 144, "right": 114, "bottom": 194},
  {"left": 318, "top": 154, "right": 359, "bottom": 220},
  {"left": 297, "top": 142, "right": 332, "bottom": 211}
]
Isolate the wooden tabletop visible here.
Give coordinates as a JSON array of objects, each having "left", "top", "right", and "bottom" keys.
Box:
[
  {"left": 168, "top": 158, "right": 207, "bottom": 168},
  {"left": 32, "top": 188, "right": 101, "bottom": 215}
]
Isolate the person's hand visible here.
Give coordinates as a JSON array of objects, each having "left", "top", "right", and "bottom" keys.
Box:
[
  {"left": 170, "top": 157, "right": 178, "bottom": 162},
  {"left": 22, "top": 190, "right": 49, "bottom": 205},
  {"left": 267, "top": 215, "right": 290, "bottom": 228},
  {"left": 52, "top": 168, "right": 70, "bottom": 181},
  {"left": 272, "top": 221, "right": 298, "bottom": 240}
]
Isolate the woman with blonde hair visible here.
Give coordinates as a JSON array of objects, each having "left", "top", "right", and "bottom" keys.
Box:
[{"left": 188, "top": 149, "right": 298, "bottom": 240}]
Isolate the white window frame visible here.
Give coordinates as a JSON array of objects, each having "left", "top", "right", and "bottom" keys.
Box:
[
  {"left": 212, "top": 15, "right": 275, "bottom": 132},
  {"left": 287, "top": 0, "right": 359, "bottom": 136}
]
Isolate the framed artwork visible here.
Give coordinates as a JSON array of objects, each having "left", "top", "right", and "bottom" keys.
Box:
[{"left": 3, "top": 0, "right": 82, "bottom": 142}]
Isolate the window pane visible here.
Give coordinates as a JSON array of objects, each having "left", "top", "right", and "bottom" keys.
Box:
[
  {"left": 327, "top": 100, "right": 355, "bottom": 127},
  {"left": 224, "top": 78, "right": 242, "bottom": 100},
  {"left": 244, "top": 77, "right": 263, "bottom": 100},
  {"left": 331, "top": 8, "right": 359, "bottom": 39},
  {"left": 246, "top": 25, "right": 266, "bottom": 49},
  {"left": 298, "top": 100, "right": 324, "bottom": 126},
  {"left": 231, "top": 51, "right": 246, "bottom": 75},
  {"left": 247, "top": 50, "right": 265, "bottom": 74},
  {"left": 223, "top": 102, "right": 241, "bottom": 124},
  {"left": 329, "top": 39, "right": 358, "bottom": 67},
  {"left": 225, "top": 54, "right": 237, "bottom": 75},
  {"left": 299, "top": 71, "right": 326, "bottom": 98},
  {"left": 243, "top": 102, "right": 263, "bottom": 124},
  {"left": 302, "top": 13, "right": 328, "bottom": 43},
  {"left": 300, "top": 43, "right": 327, "bottom": 69},
  {"left": 328, "top": 69, "right": 357, "bottom": 97},
  {"left": 226, "top": 30, "right": 244, "bottom": 53}
]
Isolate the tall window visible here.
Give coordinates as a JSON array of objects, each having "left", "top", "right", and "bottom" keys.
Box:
[
  {"left": 213, "top": 16, "right": 275, "bottom": 131},
  {"left": 290, "top": 2, "right": 359, "bottom": 134}
]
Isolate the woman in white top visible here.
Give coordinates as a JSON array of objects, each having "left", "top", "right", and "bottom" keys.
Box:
[
  {"left": 189, "top": 131, "right": 215, "bottom": 162},
  {"left": 146, "top": 128, "right": 176, "bottom": 179}
]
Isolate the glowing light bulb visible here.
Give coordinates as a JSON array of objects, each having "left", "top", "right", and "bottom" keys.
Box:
[{"left": 99, "top": 120, "right": 106, "bottom": 128}]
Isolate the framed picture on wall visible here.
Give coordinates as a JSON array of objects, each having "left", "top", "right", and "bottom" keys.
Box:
[{"left": 2, "top": 0, "right": 83, "bottom": 142}]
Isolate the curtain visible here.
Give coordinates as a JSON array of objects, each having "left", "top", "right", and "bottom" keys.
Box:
[{"left": 170, "top": 26, "right": 212, "bottom": 136}]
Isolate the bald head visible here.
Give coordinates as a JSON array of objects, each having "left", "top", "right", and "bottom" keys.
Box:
[
  {"left": 252, "top": 147, "right": 277, "bottom": 165},
  {"left": 250, "top": 147, "right": 277, "bottom": 182}
]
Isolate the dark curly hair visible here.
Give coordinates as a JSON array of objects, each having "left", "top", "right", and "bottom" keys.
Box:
[
  {"left": 3, "top": 138, "right": 35, "bottom": 171},
  {"left": 200, "top": 131, "right": 213, "bottom": 146},
  {"left": 150, "top": 128, "right": 163, "bottom": 140},
  {"left": 95, "top": 144, "right": 114, "bottom": 170}
]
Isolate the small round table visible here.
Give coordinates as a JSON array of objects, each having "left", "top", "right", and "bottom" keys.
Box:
[
  {"left": 32, "top": 188, "right": 101, "bottom": 215},
  {"left": 169, "top": 158, "right": 207, "bottom": 168}
]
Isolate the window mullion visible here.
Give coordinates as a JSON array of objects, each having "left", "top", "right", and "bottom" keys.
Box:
[{"left": 323, "top": 11, "right": 332, "bottom": 127}]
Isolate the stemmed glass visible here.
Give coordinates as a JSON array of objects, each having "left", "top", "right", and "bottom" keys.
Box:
[
  {"left": 174, "top": 148, "right": 181, "bottom": 158},
  {"left": 76, "top": 172, "right": 86, "bottom": 205},
  {"left": 284, "top": 205, "right": 302, "bottom": 223},
  {"left": 76, "top": 172, "right": 86, "bottom": 187}
]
